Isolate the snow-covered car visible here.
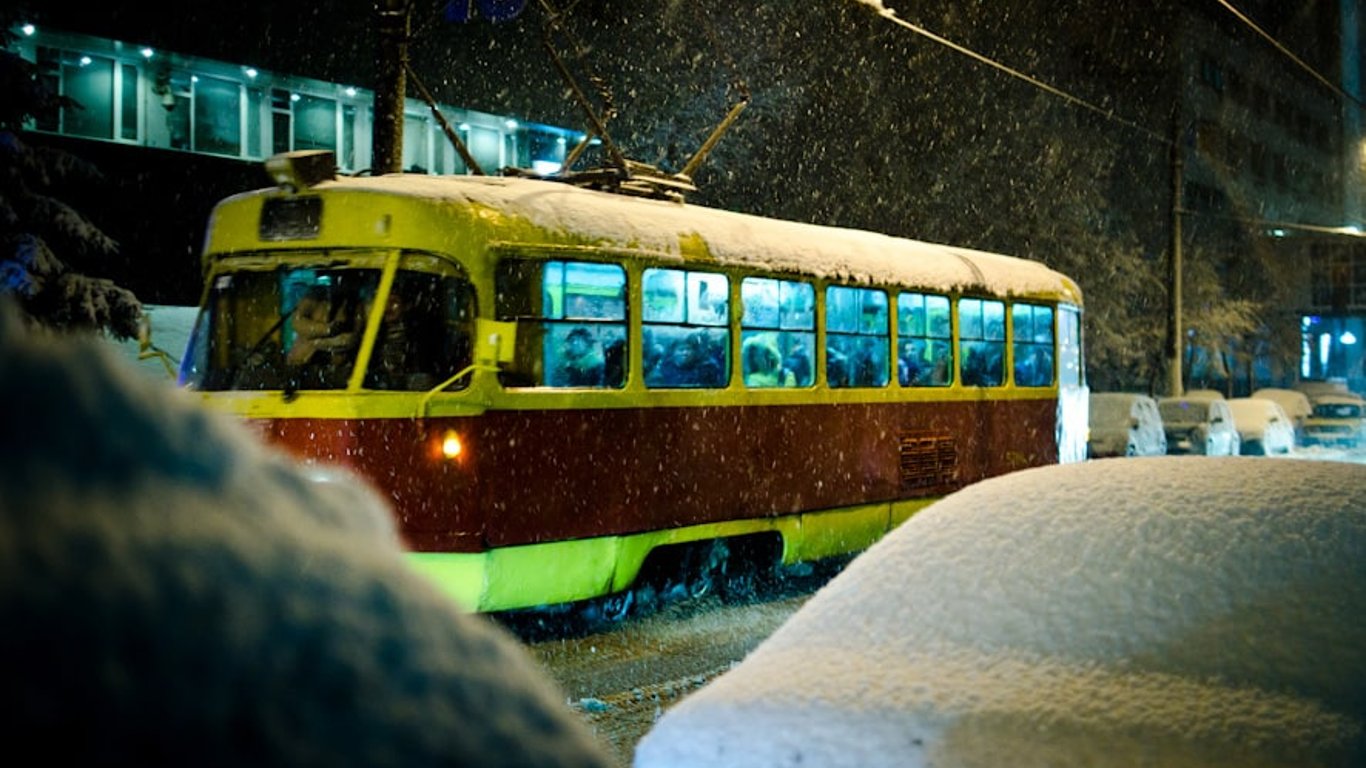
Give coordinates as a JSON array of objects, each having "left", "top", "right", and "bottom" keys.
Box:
[
  {"left": 1226, "top": 396, "right": 1295, "bottom": 455},
  {"left": 1157, "top": 396, "right": 1240, "bottom": 455},
  {"left": 1294, "top": 379, "right": 1354, "bottom": 402},
  {"left": 1250, "top": 387, "right": 1313, "bottom": 443},
  {"left": 1303, "top": 393, "right": 1366, "bottom": 448},
  {"left": 634, "top": 458, "right": 1366, "bottom": 768},
  {"left": 1086, "top": 392, "right": 1166, "bottom": 458}
]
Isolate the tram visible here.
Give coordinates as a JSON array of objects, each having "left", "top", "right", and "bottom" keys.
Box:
[{"left": 179, "top": 150, "right": 1088, "bottom": 615}]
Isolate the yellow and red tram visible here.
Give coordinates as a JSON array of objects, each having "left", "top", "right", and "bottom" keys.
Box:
[{"left": 181, "top": 151, "right": 1088, "bottom": 614}]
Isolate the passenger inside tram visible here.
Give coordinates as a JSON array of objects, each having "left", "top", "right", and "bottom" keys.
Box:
[
  {"left": 648, "top": 331, "right": 726, "bottom": 388},
  {"left": 550, "top": 326, "right": 606, "bottom": 387},
  {"left": 742, "top": 334, "right": 796, "bottom": 388}
]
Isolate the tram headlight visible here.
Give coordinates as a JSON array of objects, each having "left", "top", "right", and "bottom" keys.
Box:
[
  {"left": 426, "top": 428, "right": 468, "bottom": 465},
  {"left": 440, "top": 429, "right": 463, "bottom": 460}
]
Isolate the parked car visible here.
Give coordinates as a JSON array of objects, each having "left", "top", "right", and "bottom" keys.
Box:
[
  {"left": 1302, "top": 393, "right": 1366, "bottom": 448},
  {"left": 1157, "top": 396, "right": 1240, "bottom": 455},
  {"left": 1294, "top": 379, "right": 1356, "bottom": 407},
  {"left": 1250, "top": 387, "right": 1313, "bottom": 443},
  {"left": 1226, "top": 397, "right": 1295, "bottom": 455},
  {"left": 1087, "top": 392, "right": 1167, "bottom": 458},
  {"left": 635, "top": 459, "right": 1366, "bottom": 768}
]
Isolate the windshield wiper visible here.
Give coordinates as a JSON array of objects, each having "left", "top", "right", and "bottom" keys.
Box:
[{"left": 223, "top": 305, "right": 299, "bottom": 389}]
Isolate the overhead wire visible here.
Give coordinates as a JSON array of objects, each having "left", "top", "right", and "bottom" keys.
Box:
[
  {"left": 850, "top": 0, "right": 1366, "bottom": 146},
  {"left": 848, "top": 0, "right": 1171, "bottom": 146},
  {"left": 1211, "top": 0, "right": 1365, "bottom": 111},
  {"left": 851, "top": 0, "right": 1366, "bottom": 235},
  {"left": 414, "top": 0, "right": 1352, "bottom": 230}
]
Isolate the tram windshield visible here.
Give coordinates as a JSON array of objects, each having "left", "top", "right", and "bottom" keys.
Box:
[{"left": 180, "top": 260, "right": 476, "bottom": 392}]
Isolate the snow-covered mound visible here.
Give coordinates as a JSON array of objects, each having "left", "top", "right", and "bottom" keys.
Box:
[
  {"left": 635, "top": 457, "right": 1366, "bottom": 767},
  {"left": 0, "top": 300, "right": 612, "bottom": 768}
]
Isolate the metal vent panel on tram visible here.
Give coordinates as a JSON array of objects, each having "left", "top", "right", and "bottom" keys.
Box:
[{"left": 898, "top": 430, "right": 959, "bottom": 494}]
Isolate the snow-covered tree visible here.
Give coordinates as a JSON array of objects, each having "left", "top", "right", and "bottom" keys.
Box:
[{"left": 0, "top": 10, "right": 142, "bottom": 339}]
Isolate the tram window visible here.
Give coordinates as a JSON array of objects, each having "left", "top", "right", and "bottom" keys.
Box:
[
  {"left": 826, "top": 285, "right": 889, "bottom": 388},
  {"left": 644, "top": 268, "right": 730, "bottom": 388},
  {"left": 644, "top": 268, "right": 728, "bottom": 326},
  {"left": 959, "top": 297, "right": 1006, "bottom": 387},
  {"left": 1012, "top": 303, "right": 1055, "bottom": 387},
  {"left": 364, "top": 270, "right": 476, "bottom": 391},
  {"left": 741, "top": 277, "right": 814, "bottom": 388},
  {"left": 183, "top": 266, "right": 383, "bottom": 392},
  {"left": 495, "top": 259, "right": 627, "bottom": 388},
  {"left": 897, "top": 292, "right": 952, "bottom": 387}
]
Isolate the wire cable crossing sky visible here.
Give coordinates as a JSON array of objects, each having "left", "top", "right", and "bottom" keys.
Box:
[
  {"left": 1213, "top": 0, "right": 1365, "bottom": 110},
  {"left": 849, "top": 0, "right": 1170, "bottom": 146}
]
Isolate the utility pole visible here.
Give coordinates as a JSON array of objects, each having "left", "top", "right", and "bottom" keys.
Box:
[
  {"left": 373, "top": 0, "right": 410, "bottom": 175},
  {"left": 1167, "top": 112, "right": 1185, "bottom": 397}
]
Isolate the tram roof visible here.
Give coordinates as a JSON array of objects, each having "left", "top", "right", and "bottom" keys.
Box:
[{"left": 297, "top": 173, "right": 1083, "bottom": 304}]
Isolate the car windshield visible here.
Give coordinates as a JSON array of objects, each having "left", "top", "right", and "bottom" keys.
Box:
[
  {"left": 1314, "top": 402, "right": 1362, "bottom": 419},
  {"left": 1228, "top": 400, "right": 1270, "bottom": 423}
]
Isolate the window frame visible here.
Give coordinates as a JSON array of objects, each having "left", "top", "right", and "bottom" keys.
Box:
[
  {"left": 896, "top": 291, "right": 953, "bottom": 388},
  {"left": 825, "top": 284, "right": 891, "bottom": 389},
  {"left": 494, "top": 257, "right": 629, "bottom": 390},
  {"left": 642, "top": 267, "right": 731, "bottom": 390},
  {"left": 740, "top": 276, "right": 815, "bottom": 389}
]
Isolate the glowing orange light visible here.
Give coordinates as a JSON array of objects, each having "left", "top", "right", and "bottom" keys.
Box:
[{"left": 440, "top": 430, "right": 463, "bottom": 460}]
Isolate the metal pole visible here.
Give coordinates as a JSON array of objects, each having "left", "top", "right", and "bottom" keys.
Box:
[
  {"left": 1168, "top": 116, "right": 1184, "bottom": 397},
  {"left": 679, "top": 95, "right": 749, "bottom": 180},
  {"left": 406, "top": 64, "right": 485, "bottom": 175},
  {"left": 373, "top": 0, "right": 409, "bottom": 175}
]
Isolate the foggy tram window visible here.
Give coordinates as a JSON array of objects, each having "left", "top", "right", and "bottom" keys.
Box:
[
  {"left": 741, "top": 277, "right": 814, "bottom": 388},
  {"left": 826, "top": 286, "right": 889, "bottom": 389},
  {"left": 495, "top": 258, "right": 627, "bottom": 389},
  {"left": 897, "top": 292, "right": 952, "bottom": 387},
  {"left": 644, "top": 268, "right": 730, "bottom": 389}
]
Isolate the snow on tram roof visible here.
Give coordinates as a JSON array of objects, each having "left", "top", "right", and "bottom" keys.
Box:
[{"left": 308, "top": 173, "right": 1083, "bottom": 304}]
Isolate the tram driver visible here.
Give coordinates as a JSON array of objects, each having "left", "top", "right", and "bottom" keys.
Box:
[{"left": 287, "top": 285, "right": 362, "bottom": 388}]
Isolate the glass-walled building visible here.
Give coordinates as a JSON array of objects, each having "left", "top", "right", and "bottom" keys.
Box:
[
  {"left": 12, "top": 23, "right": 579, "bottom": 176},
  {"left": 1302, "top": 238, "right": 1366, "bottom": 392}
]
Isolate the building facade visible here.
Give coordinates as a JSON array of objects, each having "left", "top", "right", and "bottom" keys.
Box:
[
  {"left": 9, "top": 22, "right": 585, "bottom": 304},
  {"left": 12, "top": 23, "right": 579, "bottom": 178},
  {"left": 1175, "top": 0, "right": 1366, "bottom": 392}
]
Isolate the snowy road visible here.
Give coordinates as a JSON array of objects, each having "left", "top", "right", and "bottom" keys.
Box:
[{"left": 525, "top": 594, "right": 813, "bottom": 768}]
